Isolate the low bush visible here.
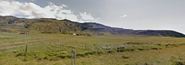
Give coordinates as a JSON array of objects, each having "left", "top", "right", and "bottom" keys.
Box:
[
  {"left": 57, "top": 54, "right": 67, "bottom": 59},
  {"left": 157, "top": 44, "right": 161, "bottom": 46},
  {"left": 126, "top": 48, "right": 135, "bottom": 51},
  {"left": 43, "top": 56, "right": 48, "bottom": 60},
  {"left": 16, "top": 52, "right": 35, "bottom": 57},
  {"left": 48, "top": 53, "right": 57, "bottom": 56},
  {"left": 76, "top": 53, "right": 85, "bottom": 57},
  {"left": 151, "top": 47, "right": 159, "bottom": 50},
  {"left": 173, "top": 60, "right": 185, "bottom": 65},
  {"left": 122, "top": 55, "right": 129, "bottom": 59},
  {"left": 107, "top": 50, "right": 114, "bottom": 53},
  {"left": 117, "top": 49, "right": 126, "bottom": 52},
  {"left": 97, "top": 51, "right": 104, "bottom": 55},
  {"left": 16, "top": 52, "right": 26, "bottom": 57},
  {"left": 138, "top": 48, "right": 145, "bottom": 51}
]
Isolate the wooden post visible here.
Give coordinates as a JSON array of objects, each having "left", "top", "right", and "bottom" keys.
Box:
[
  {"left": 74, "top": 51, "right": 76, "bottom": 65},
  {"left": 25, "top": 45, "right": 28, "bottom": 53},
  {"left": 71, "top": 50, "right": 73, "bottom": 65},
  {"left": 71, "top": 49, "right": 76, "bottom": 65}
]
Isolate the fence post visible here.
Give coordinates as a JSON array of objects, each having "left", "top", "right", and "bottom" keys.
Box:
[
  {"left": 71, "top": 50, "right": 73, "bottom": 65},
  {"left": 25, "top": 45, "right": 28, "bottom": 53},
  {"left": 71, "top": 49, "right": 76, "bottom": 65},
  {"left": 74, "top": 51, "right": 76, "bottom": 65}
]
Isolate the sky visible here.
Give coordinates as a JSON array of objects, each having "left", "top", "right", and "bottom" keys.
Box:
[{"left": 0, "top": 0, "right": 185, "bottom": 34}]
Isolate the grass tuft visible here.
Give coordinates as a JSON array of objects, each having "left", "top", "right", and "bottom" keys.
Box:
[{"left": 122, "top": 55, "right": 129, "bottom": 59}]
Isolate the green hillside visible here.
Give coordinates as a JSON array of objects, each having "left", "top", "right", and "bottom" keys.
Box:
[{"left": 0, "top": 16, "right": 185, "bottom": 37}]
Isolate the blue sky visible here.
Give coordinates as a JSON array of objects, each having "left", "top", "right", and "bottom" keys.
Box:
[{"left": 0, "top": 0, "right": 185, "bottom": 34}]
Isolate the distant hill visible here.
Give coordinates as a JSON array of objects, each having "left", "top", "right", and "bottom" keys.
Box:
[{"left": 0, "top": 16, "right": 185, "bottom": 37}]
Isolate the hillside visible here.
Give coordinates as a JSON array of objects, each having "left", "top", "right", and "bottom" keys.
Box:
[{"left": 0, "top": 16, "right": 185, "bottom": 37}]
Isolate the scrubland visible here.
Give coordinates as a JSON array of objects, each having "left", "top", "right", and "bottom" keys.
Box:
[{"left": 0, "top": 33, "right": 185, "bottom": 65}]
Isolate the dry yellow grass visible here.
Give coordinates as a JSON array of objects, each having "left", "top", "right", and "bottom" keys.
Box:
[{"left": 0, "top": 33, "right": 185, "bottom": 65}]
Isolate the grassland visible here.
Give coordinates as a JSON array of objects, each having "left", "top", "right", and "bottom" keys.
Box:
[{"left": 0, "top": 33, "right": 185, "bottom": 65}]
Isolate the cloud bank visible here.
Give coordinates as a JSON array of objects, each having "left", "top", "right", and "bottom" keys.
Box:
[
  {"left": 0, "top": 0, "right": 94, "bottom": 22},
  {"left": 80, "top": 12, "right": 94, "bottom": 20}
]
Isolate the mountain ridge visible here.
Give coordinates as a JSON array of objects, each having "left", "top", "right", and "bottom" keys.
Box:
[{"left": 0, "top": 16, "right": 185, "bottom": 37}]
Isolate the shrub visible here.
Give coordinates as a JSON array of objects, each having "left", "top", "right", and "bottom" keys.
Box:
[
  {"left": 76, "top": 53, "right": 85, "bottom": 57},
  {"left": 48, "top": 53, "right": 57, "bottom": 56},
  {"left": 13, "top": 51, "right": 18, "bottom": 53},
  {"left": 157, "top": 44, "right": 161, "bottom": 46},
  {"left": 127, "top": 48, "right": 135, "bottom": 51},
  {"left": 16, "top": 52, "right": 26, "bottom": 57},
  {"left": 165, "top": 44, "right": 171, "bottom": 46},
  {"left": 97, "top": 51, "right": 104, "bottom": 55},
  {"left": 107, "top": 50, "right": 114, "bottom": 53},
  {"left": 117, "top": 49, "right": 126, "bottom": 52},
  {"left": 151, "top": 47, "right": 159, "bottom": 50},
  {"left": 16, "top": 52, "right": 35, "bottom": 57},
  {"left": 138, "top": 48, "right": 145, "bottom": 51},
  {"left": 85, "top": 52, "right": 90, "bottom": 55},
  {"left": 173, "top": 60, "right": 185, "bottom": 65},
  {"left": 22, "top": 56, "right": 35, "bottom": 62},
  {"left": 144, "top": 62, "right": 149, "bottom": 65},
  {"left": 122, "top": 55, "right": 129, "bottom": 59},
  {"left": 85, "top": 51, "right": 96, "bottom": 55},
  {"left": 57, "top": 55, "right": 66, "bottom": 59},
  {"left": 44, "top": 56, "right": 48, "bottom": 60}
]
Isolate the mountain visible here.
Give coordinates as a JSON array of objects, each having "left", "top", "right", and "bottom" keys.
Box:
[{"left": 0, "top": 16, "right": 185, "bottom": 37}]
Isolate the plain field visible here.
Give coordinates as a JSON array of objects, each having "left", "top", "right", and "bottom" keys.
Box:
[{"left": 0, "top": 33, "right": 185, "bottom": 65}]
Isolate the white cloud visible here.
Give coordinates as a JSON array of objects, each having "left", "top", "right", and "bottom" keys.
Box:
[
  {"left": 119, "top": 15, "right": 127, "bottom": 18},
  {"left": 0, "top": 1, "right": 95, "bottom": 22},
  {"left": 80, "top": 12, "right": 94, "bottom": 20},
  {"left": 62, "top": 4, "right": 67, "bottom": 8}
]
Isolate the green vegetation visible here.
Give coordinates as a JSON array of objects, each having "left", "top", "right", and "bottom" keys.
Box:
[{"left": 0, "top": 33, "right": 185, "bottom": 65}]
